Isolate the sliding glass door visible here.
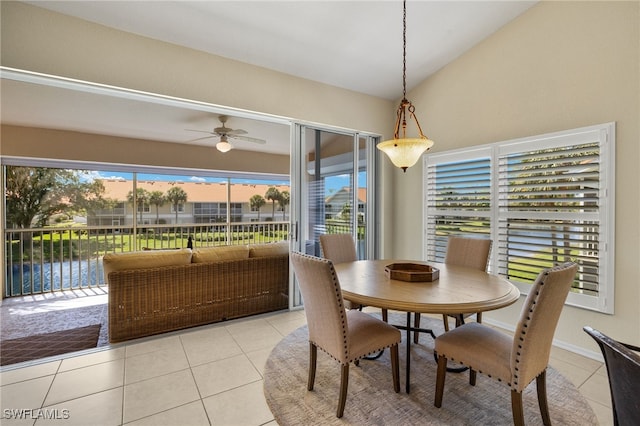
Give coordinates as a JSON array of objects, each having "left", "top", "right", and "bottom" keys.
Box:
[{"left": 289, "top": 124, "right": 378, "bottom": 308}]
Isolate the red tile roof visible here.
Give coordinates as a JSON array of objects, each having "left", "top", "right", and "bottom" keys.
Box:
[{"left": 99, "top": 180, "right": 290, "bottom": 203}]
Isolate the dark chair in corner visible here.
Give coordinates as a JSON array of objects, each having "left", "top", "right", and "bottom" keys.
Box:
[
  {"left": 583, "top": 326, "right": 640, "bottom": 426},
  {"left": 414, "top": 236, "right": 491, "bottom": 343},
  {"left": 290, "top": 251, "right": 401, "bottom": 418},
  {"left": 319, "top": 233, "right": 388, "bottom": 322},
  {"left": 434, "top": 262, "right": 578, "bottom": 426}
]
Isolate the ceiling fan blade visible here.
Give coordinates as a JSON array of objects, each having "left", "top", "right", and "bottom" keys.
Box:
[
  {"left": 185, "top": 128, "right": 215, "bottom": 134},
  {"left": 226, "top": 128, "right": 248, "bottom": 135},
  {"left": 185, "top": 135, "right": 217, "bottom": 143},
  {"left": 214, "top": 126, "right": 247, "bottom": 136},
  {"left": 229, "top": 135, "right": 267, "bottom": 144}
]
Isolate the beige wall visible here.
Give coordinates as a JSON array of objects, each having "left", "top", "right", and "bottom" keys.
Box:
[
  {"left": 2, "top": 1, "right": 638, "bottom": 355},
  {"left": 394, "top": 1, "right": 640, "bottom": 352}
]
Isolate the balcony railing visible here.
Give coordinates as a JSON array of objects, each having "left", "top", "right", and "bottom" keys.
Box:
[
  {"left": 4, "top": 221, "right": 289, "bottom": 298},
  {"left": 92, "top": 207, "right": 126, "bottom": 216}
]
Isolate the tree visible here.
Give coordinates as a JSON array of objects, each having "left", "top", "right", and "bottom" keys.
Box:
[
  {"left": 279, "top": 191, "right": 290, "bottom": 220},
  {"left": 148, "top": 191, "right": 166, "bottom": 224},
  {"left": 339, "top": 202, "right": 352, "bottom": 222},
  {"left": 250, "top": 194, "right": 266, "bottom": 220},
  {"left": 5, "top": 166, "right": 105, "bottom": 229},
  {"left": 265, "top": 187, "right": 281, "bottom": 220},
  {"left": 165, "top": 186, "right": 188, "bottom": 224},
  {"left": 126, "top": 188, "right": 150, "bottom": 224}
]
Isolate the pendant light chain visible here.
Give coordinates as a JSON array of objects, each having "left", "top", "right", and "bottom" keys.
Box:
[
  {"left": 402, "top": 0, "right": 407, "bottom": 100},
  {"left": 376, "top": 0, "right": 435, "bottom": 172}
]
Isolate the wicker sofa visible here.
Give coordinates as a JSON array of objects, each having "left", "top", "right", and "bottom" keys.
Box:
[{"left": 103, "top": 242, "right": 289, "bottom": 343}]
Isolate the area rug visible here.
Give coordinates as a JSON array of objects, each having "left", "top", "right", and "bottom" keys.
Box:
[
  {"left": 0, "top": 294, "right": 109, "bottom": 349},
  {"left": 1, "top": 324, "right": 101, "bottom": 366},
  {"left": 263, "top": 314, "right": 598, "bottom": 425}
]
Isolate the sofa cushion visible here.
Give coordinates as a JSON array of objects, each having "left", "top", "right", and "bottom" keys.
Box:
[
  {"left": 103, "top": 248, "right": 193, "bottom": 284},
  {"left": 191, "top": 245, "right": 250, "bottom": 263},
  {"left": 249, "top": 241, "right": 289, "bottom": 258}
]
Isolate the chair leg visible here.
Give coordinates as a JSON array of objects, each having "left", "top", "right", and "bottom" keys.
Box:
[
  {"left": 308, "top": 342, "right": 317, "bottom": 391},
  {"left": 382, "top": 308, "right": 388, "bottom": 323},
  {"left": 414, "top": 313, "right": 421, "bottom": 343},
  {"left": 469, "top": 368, "right": 477, "bottom": 386},
  {"left": 510, "top": 390, "right": 525, "bottom": 426},
  {"left": 337, "top": 363, "right": 349, "bottom": 418},
  {"left": 390, "top": 344, "right": 400, "bottom": 393},
  {"left": 434, "top": 354, "right": 448, "bottom": 407},
  {"left": 476, "top": 311, "right": 482, "bottom": 324},
  {"left": 442, "top": 314, "right": 450, "bottom": 332},
  {"left": 536, "top": 370, "right": 551, "bottom": 426}
]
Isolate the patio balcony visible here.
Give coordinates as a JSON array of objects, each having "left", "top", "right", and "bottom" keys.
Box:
[{"left": 4, "top": 221, "right": 289, "bottom": 298}]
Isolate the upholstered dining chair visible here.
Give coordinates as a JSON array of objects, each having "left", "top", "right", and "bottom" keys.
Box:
[
  {"left": 319, "top": 233, "right": 388, "bottom": 322},
  {"left": 319, "top": 233, "right": 357, "bottom": 264},
  {"left": 441, "top": 236, "right": 493, "bottom": 331},
  {"left": 413, "top": 236, "right": 492, "bottom": 343},
  {"left": 583, "top": 326, "right": 640, "bottom": 426},
  {"left": 434, "top": 262, "right": 578, "bottom": 426},
  {"left": 290, "top": 251, "right": 401, "bottom": 418}
]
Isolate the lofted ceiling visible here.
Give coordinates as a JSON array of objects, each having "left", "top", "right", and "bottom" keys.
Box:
[{"left": 2, "top": 1, "right": 537, "bottom": 155}]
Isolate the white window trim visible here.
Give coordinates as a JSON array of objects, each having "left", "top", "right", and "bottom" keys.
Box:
[{"left": 423, "top": 123, "right": 615, "bottom": 314}]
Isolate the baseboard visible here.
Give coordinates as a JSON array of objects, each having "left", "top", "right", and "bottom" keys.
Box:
[{"left": 483, "top": 317, "right": 604, "bottom": 363}]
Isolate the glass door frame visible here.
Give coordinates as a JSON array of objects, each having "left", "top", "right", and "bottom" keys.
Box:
[{"left": 289, "top": 122, "right": 380, "bottom": 309}]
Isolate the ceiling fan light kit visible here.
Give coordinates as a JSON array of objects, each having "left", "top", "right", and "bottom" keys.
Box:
[
  {"left": 377, "top": 0, "right": 435, "bottom": 172},
  {"left": 216, "top": 136, "right": 233, "bottom": 153}
]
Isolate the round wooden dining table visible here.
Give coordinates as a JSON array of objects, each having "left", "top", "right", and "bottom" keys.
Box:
[{"left": 333, "top": 259, "right": 521, "bottom": 392}]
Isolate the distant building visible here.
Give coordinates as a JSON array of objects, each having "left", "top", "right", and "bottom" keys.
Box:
[
  {"left": 88, "top": 180, "right": 291, "bottom": 226},
  {"left": 324, "top": 187, "right": 367, "bottom": 221}
]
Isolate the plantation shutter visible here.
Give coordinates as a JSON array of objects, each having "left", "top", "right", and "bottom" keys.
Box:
[
  {"left": 497, "top": 134, "right": 604, "bottom": 296},
  {"left": 423, "top": 123, "right": 614, "bottom": 313},
  {"left": 425, "top": 148, "right": 492, "bottom": 263}
]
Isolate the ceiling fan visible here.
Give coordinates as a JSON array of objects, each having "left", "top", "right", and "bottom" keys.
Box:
[{"left": 185, "top": 115, "right": 267, "bottom": 152}]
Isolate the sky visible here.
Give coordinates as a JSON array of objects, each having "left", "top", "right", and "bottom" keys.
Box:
[{"left": 82, "top": 170, "right": 288, "bottom": 186}]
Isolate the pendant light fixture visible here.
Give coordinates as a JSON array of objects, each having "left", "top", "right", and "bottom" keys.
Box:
[{"left": 377, "top": 0, "right": 434, "bottom": 172}]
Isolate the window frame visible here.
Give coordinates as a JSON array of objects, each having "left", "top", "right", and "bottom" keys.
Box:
[
  {"left": 423, "top": 123, "right": 615, "bottom": 314},
  {"left": 170, "top": 203, "right": 185, "bottom": 214}
]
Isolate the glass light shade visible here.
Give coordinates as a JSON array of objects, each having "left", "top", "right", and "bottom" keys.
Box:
[
  {"left": 216, "top": 141, "right": 233, "bottom": 153},
  {"left": 377, "top": 137, "right": 434, "bottom": 172}
]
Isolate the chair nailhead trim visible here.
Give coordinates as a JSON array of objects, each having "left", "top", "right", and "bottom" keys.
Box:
[
  {"left": 511, "top": 272, "right": 550, "bottom": 389},
  {"left": 328, "top": 264, "right": 351, "bottom": 359}
]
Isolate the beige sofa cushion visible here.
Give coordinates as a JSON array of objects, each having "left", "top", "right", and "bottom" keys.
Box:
[
  {"left": 103, "top": 248, "right": 193, "bottom": 284},
  {"left": 191, "top": 245, "right": 250, "bottom": 263},
  {"left": 249, "top": 241, "right": 289, "bottom": 258}
]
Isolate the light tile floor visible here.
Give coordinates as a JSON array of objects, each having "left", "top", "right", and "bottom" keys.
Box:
[{"left": 1, "top": 305, "right": 613, "bottom": 425}]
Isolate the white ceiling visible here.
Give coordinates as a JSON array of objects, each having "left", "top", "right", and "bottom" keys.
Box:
[{"left": 2, "top": 1, "right": 537, "bottom": 154}]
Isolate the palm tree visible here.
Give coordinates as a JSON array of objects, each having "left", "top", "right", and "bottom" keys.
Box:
[
  {"left": 279, "top": 191, "right": 290, "bottom": 220},
  {"left": 165, "top": 186, "right": 188, "bottom": 224},
  {"left": 265, "top": 187, "right": 281, "bottom": 220},
  {"left": 126, "top": 188, "right": 150, "bottom": 224},
  {"left": 250, "top": 194, "right": 266, "bottom": 220},
  {"left": 148, "top": 190, "right": 165, "bottom": 224}
]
